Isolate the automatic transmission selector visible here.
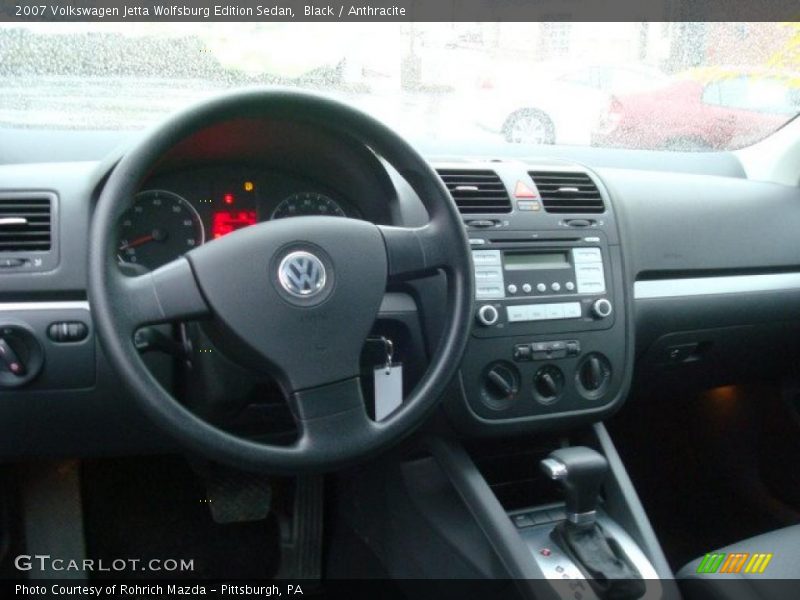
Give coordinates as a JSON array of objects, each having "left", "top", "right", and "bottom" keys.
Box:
[
  {"left": 541, "top": 446, "right": 646, "bottom": 599},
  {"left": 541, "top": 446, "right": 607, "bottom": 525}
]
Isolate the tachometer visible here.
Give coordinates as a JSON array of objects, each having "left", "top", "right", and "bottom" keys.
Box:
[
  {"left": 117, "top": 190, "right": 204, "bottom": 271},
  {"left": 271, "top": 192, "right": 347, "bottom": 220}
]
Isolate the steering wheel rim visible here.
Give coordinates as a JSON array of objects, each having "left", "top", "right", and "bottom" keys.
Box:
[{"left": 89, "top": 89, "right": 473, "bottom": 472}]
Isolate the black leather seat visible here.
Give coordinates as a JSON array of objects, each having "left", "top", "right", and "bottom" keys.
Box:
[{"left": 677, "top": 524, "right": 800, "bottom": 600}]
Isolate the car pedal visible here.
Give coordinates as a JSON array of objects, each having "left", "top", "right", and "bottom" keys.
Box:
[
  {"left": 201, "top": 468, "right": 273, "bottom": 524},
  {"left": 276, "top": 475, "right": 324, "bottom": 581}
]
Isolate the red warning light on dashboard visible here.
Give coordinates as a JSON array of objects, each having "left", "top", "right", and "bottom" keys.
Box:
[
  {"left": 514, "top": 181, "right": 538, "bottom": 198},
  {"left": 212, "top": 210, "right": 257, "bottom": 239}
]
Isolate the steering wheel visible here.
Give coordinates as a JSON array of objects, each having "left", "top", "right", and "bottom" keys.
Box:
[{"left": 89, "top": 90, "right": 474, "bottom": 472}]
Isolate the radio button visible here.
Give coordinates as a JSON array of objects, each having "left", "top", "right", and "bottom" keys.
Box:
[
  {"left": 551, "top": 282, "right": 561, "bottom": 292},
  {"left": 507, "top": 306, "right": 529, "bottom": 322},
  {"left": 475, "top": 267, "right": 502, "bottom": 280},
  {"left": 476, "top": 284, "right": 505, "bottom": 300},
  {"left": 507, "top": 284, "right": 518, "bottom": 294},
  {"left": 573, "top": 248, "right": 602, "bottom": 263},
  {"left": 529, "top": 305, "right": 548, "bottom": 320},
  {"left": 536, "top": 283, "right": 547, "bottom": 293},
  {"left": 472, "top": 250, "right": 502, "bottom": 266},
  {"left": 522, "top": 283, "right": 532, "bottom": 294},
  {"left": 469, "top": 238, "right": 487, "bottom": 246},
  {"left": 577, "top": 281, "right": 605, "bottom": 294},
  {"left": 563, "top": 303, "right": 582, "bottom": 318},
  {"left": 545, "top": 304, "right": 565, "bottom": 319},
  {"left": 592, "top": 299, "right": 613, "bottom": 319},
  {"left": 477, "top": 305, "right": 500, "bottom": 326},
  {"left": 565, "top": 281, "right": 575, "bottom": 291},
  {"left": 575, "top": 263, "right": 606, "bottom": 294}
]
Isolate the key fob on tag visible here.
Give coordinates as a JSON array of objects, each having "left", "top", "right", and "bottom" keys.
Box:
[{"left": 374, "top": 363, "right": 403, "bottom": 421}]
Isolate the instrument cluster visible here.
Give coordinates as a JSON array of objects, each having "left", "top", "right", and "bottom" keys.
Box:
[{"left": 116, "top": 166, "right": 360, "bottom": 270}]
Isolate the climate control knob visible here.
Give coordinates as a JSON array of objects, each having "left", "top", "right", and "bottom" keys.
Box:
[
  {"left": 533, "top": 365, "right": 564, "bottom": 405},
  {"left": 476, "top": 304, "right": 500, "bottom": 326},
  {"left": 591, "top": 298, "right": 613, "bottom": 319},
  {"left": 576, "top": 353, "right": 612, "bottom": 399},
  {"left": 480, "top": 362, "right": 520, "bottom": 410}
]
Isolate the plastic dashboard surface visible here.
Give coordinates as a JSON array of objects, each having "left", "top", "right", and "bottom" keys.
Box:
[{"left": 1, "top": 145, "right": 800, "bottom": 456}]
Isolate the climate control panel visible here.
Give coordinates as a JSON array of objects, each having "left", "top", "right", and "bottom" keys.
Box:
[
  {"left": 445, "top": 161, "right": 633, "bottom": 435},
  {"left": 457, "top": 231, "right": 626, "bottom": 427},
  {"left": 447, "top": 163, "right": 629, "bottom": 432}
]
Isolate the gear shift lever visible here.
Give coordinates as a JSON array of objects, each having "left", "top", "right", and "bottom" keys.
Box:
[
  {"left": 540, "top": 446, "right": 645, "bottom": 599},
  {"left": 541, "top": 446, "right": 607, "bottom": 526}
]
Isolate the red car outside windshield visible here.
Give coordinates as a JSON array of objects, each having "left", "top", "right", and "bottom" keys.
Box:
[{"left": 594, "top": 70, "right": 799, "bottom": 151}]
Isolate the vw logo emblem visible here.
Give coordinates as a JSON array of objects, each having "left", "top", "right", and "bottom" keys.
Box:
[{"left": 278, "top": 251, "right": 327, "bottom": 297}]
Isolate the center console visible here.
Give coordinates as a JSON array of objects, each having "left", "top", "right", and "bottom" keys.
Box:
[
  {"left": 444, "top": 163, "right": 630, "bottom": 433},
  {"left": 334, "top": 163, "right": 670, "bottom": 596}
]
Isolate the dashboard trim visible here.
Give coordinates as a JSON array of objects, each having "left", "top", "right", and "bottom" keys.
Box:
[
  {"left": 634, "top": 272, "right": 800, "bottom": 299},
  {"left": 0, "top": 301, "right": 90, "bottom": 312}
]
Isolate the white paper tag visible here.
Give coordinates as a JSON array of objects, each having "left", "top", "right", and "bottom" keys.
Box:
[{"left": 374, "top": 363, "right": 403, "bottom": 421}]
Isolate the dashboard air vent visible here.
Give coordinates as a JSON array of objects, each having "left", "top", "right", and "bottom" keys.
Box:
[
  {"left": 528, "top": 171, "right": 605, "bottom": 214},
  {"left": 437, "top": 169, "right": 511, "bottom": 214},
  {"left": 0, "top": 194, "right": 52, "bottom": 252}
]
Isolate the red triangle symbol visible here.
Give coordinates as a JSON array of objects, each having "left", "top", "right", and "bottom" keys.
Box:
[{"left": 514, "top": 181, "right": 537, "bottom": 198}]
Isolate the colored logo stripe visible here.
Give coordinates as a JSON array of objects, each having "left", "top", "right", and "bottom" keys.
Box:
[
  {"left": 720, "top": 553, "right": 749, "bottom": 573},
  {"left": 696, "top": 552, "right": 773, "bottom": 574},
  {"left": 697, "top": 553, "right": 726, "bottom": 574},
  {"left": 744, "top": 553, "right": 773, "bottom": 574}
]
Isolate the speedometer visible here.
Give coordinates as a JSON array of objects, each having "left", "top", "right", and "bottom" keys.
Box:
[
  {"left": 271, "top": 192, "right": 347, "bottom": 220},
  {"left": 117, "top": 190, "right": 204, "bottom": 271}
]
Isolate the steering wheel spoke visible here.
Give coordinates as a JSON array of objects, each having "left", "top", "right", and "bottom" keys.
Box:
[
  {"left": 379, "top": 223, "right": 454, "bottom": 281},
  {"left": 119, "top": 257, "right": 210, "bottom": 332},
  {"left": 288, "top": 377, "right": 383, "bottom": 464}
]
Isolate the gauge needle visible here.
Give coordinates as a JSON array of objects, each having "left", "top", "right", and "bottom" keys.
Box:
[
  {"left": 119, "top": 234, "right": 155, "bottom": 251},
  {"left": 119, "top": 229, "right": 167, "bottom": 251}
]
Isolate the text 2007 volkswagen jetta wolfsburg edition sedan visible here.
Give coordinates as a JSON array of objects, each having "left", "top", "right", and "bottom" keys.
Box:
[{"left": 1, "top": 20, "right": 800, "bottom": 600}]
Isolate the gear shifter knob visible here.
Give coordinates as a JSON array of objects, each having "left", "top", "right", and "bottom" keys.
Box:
[{"left": 541, "top": 446, "right": 608, "bottom": 526}]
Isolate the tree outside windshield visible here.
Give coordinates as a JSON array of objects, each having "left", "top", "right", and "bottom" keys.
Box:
[{"left": 1, "top": 22, "right": 799, "bottom": 151}]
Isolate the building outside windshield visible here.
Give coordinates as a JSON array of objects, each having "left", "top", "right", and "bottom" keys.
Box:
[{"left": 1, "top": 22, "right": 798, "bottom": 151}]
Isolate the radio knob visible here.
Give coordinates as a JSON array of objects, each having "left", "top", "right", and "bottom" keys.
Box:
[
  {"left": 476, "top": 304, "right": 500, "bottom": 326},
  {"left": 591, "top": 298, "right": 613, "bottom": 319}
]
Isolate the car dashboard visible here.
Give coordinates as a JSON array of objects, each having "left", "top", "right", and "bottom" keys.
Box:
[{"left": 1, "top": 113, "right": 800, "bottom": 459}]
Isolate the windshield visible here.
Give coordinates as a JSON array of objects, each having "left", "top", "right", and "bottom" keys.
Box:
[{"left": 2, "top": 22, "right": 799, "bottom": 152}]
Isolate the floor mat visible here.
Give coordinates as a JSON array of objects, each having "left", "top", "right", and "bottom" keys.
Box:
[{"left": 81, "top": 455, "right": 281, "bottom": 579}]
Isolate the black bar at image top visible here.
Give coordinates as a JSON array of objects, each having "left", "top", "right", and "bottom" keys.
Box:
[{"left": 1, "top": 0, "right": 799, "bottom": 23}]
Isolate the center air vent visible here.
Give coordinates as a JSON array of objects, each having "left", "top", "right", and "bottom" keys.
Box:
[
  {"left": 437, "top": 169, "right": 511, "bottom": 215},
  {"left": 528, "top": 171, "right": 604, "bottom": 214},
  {"left": 0, "top": 193, "right": 53, "bottom": 252}
]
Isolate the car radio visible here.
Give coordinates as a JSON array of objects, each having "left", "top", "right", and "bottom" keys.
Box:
[{"left": 470, "top": 231, "right": 614, "bottom": 337}]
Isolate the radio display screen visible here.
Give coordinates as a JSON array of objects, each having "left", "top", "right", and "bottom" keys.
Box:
[{"left": 504, "top": 252, "right": 570, "bottom": 270}]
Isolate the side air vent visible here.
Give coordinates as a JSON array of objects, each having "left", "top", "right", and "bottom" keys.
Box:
[
  {"left": 0, "top": 194, "right": 52, "bottom": 252},
  {"left": 437, "top": 169, "right": 512, "bottom": 214},
  {"left": 528, "top": 171, "right": 605, "bottom": 214}
]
